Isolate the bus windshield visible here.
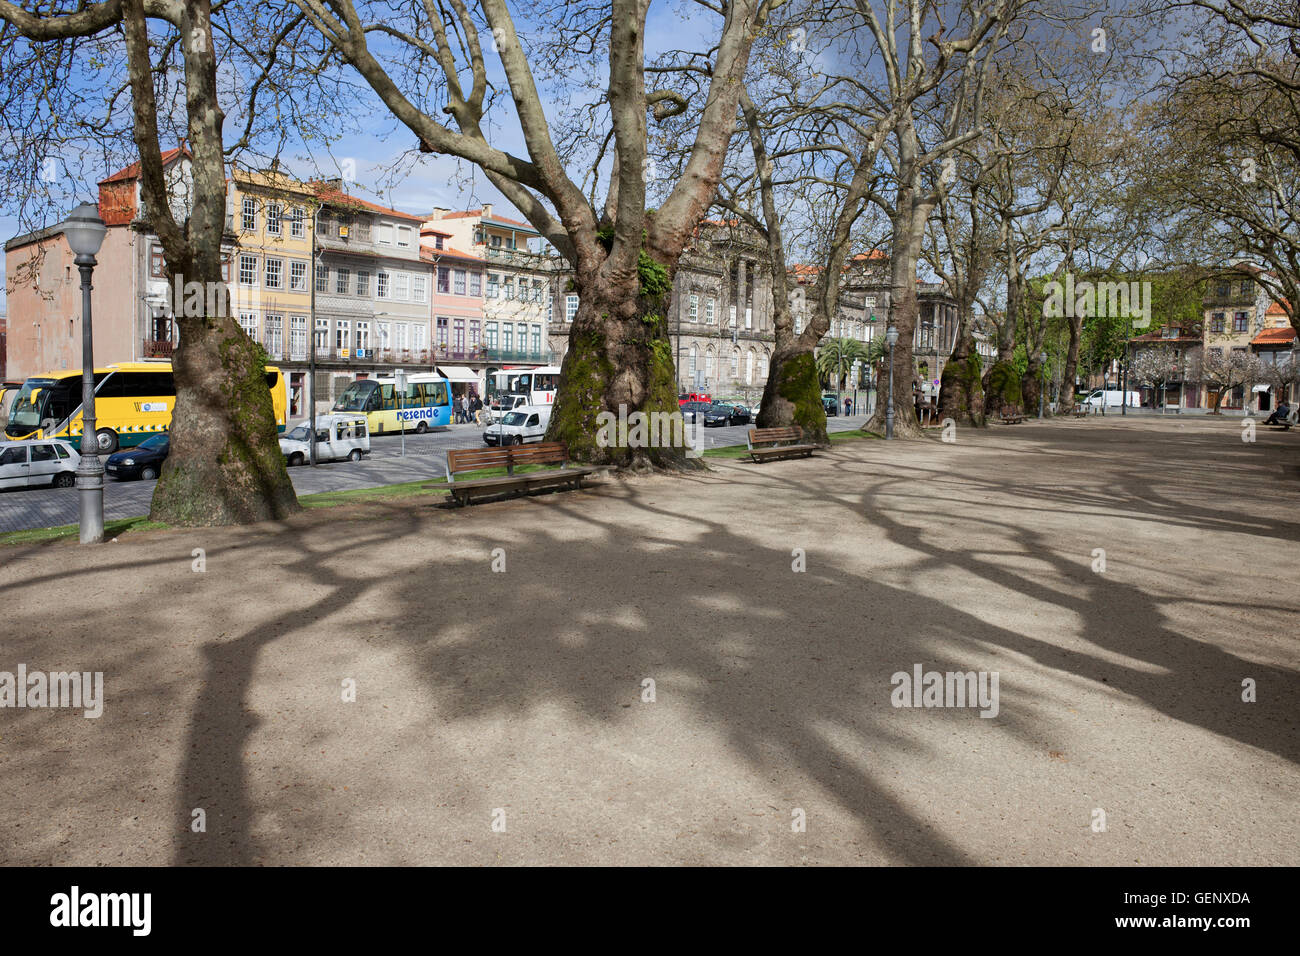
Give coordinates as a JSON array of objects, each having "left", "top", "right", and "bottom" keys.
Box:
[
  {"left": 334, "top": 381, "right": 377, "bottom": 412},
  {"left": 6, "top": 378, "right": 55, "bottom": 431}
]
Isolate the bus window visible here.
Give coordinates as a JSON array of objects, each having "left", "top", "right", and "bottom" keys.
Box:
[
  {"left": 425, "top": 382, "right": 448, "bottom": 405},
  {"left": 334, "top": 380, "right": 376, "bottom": 412},
  {"left": 379, "top": 384, "right": 396, "bottom": 410},
  {"left": 516, "top": 374, "right": 531, "bottom": 393}
]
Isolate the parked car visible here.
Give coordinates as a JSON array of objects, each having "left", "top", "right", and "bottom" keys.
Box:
[
  {"left": 703, "top": 402, "right": 751, "bottom": 427},
  {"left": 279, "top": 414, "right": 370, "bottom": 465},
  {"left": 1080, "top": 389, "right": 1140, "bottom": 410},
  {"left": 105, "top": 432, "right": 169, "bottom": 481},
  {"left": 679, "top": 392, "right": 710, "bottom": 405},
  {"left": 679, "top": 401, "right": 711, "bottom": 424},
  {"left": 0, "top": 438, "right": 80, "bottom": 490},
  {"left": 484, "top": 405, "right": 551, "bottom": 445},
  {"left": 822, "top": 394, "right": 838, "bottom": 416}
]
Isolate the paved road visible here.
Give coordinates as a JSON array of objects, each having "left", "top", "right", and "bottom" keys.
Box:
[{"left": 0, "top": 414, "right": 871, "bottom": 533}]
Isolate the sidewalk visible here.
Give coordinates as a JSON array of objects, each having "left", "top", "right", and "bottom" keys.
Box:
[{"left": 1, "top": 414, "right": 1296, "bottom": 865}]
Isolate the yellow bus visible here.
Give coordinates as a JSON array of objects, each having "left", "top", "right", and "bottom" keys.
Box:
[
  {"left": 4, "top": 361, "right": 287, "bottom": 454},
  {"left": 333, "top": 373, "right": 452, "bottom": 435}
]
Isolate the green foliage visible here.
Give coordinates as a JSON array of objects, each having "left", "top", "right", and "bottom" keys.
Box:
[
  {"left": 637, "top": 251, "right": 672, "bottom": 298},
  {"left": 778, "top": 351, "right": 829, "bottom": 443},
  {"left": 815, "top": 337, "right": 876, "bottom": 389}
]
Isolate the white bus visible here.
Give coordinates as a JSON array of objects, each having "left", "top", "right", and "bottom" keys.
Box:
[{"left": 488, "top": 365, "right": 560, "bottom": 419}]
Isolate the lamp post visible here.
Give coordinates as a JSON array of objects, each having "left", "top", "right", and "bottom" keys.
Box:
[
  {"left": 62, "top": 202, "right": 108, "bottom": 544},
  {"left": 885, "top": 322, "right": 899, "bottom": 439},
  {"left": 1038, "top": 350, "right": 1047, "bottom": 419}
]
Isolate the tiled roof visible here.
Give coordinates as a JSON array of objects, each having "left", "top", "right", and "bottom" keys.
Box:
[
  {"left": 438, "top": 208, "right": 534, "bottom": 229},
  {"left": 1266, "top": 300, "right": 1290, "bottom": 317},
  {"left": 421, "top": 246, "right": 483, "bottom": 264},
  {"left": 314, "top": 185, "right": 423, "bottom": 222},
  {"left": 1251, "top": 327, "right": 1297, "bottom": 346},
  {"left": 99, "top": 145, "right": 190, "bottom": 184}
]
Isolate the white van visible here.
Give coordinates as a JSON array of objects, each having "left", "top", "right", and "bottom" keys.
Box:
[
  {"left": 279, "top": 414, "right": 370, "bottom": 465},
  {"left": 1081, "top": 389, "right": 1140, "bottom": 410},
  {"left": 483, "top": 405, "right": 551, "bottom": 446},
  {"left": 0, "top": 438, "right": 80, "bottom": 489}
]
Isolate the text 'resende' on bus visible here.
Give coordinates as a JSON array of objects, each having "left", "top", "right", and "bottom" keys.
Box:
[
  {"left": 4, "top": 362, "right": 288, "bottom": 454},
  {"left": 332, "top": 374, "right": 452, "bottom": 434}
]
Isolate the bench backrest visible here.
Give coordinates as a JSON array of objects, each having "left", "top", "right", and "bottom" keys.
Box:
[
  {"left": 446, "top": 441, "right": 568, "bottom": 479},
  {"left": 749, "top": 425, "right": 805, "bottom": 447}
]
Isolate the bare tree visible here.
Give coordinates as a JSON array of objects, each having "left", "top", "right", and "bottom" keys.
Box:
[{"left": 0, "top": 0, "right": 308, "bottom": 525}]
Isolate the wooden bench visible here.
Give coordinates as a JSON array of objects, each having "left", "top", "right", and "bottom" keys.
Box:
[
  {"left": 1072, "top": 405, "right": 1090, "bottom": 418},
  {"left": 430, "top": 442, "right": 597, "bottom": 506},
  {"left": 747, "top": 425, "right": 817, "bottom": 463},
  {"left": 999, "top": 405, "right": 1026, "bottom": 424}
]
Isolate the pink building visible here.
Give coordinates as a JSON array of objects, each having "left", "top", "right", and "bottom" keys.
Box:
[{"left": 421, "top": 225, "right": 486, "bottom": 397}]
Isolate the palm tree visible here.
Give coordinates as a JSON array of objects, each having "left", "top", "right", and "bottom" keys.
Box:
[{"left": 816, "top": 338, "right": 868, "bottom": 391}]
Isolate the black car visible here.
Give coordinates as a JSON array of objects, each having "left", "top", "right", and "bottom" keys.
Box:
[
  {"left": 679, "top": 401, "right": 711, "bottom": 424},
  {"left": 703, "top": 402, "right": 751, "bottom": 427},
  {"left": 105, "top": 432, "right": 169, "bottom": 481},
  {"left": 822, "top": 395, "right": 838, "bottom": 416}
]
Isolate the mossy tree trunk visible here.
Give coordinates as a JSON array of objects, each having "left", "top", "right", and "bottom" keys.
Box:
[
  {"left": 865, "top": 196, "right": 926, "bottom": 439},
  {"left": 546, "top": 260, "right": 695, "bottom": 468},
  {"left": 120, "top": 0, "right": 299, "bottom": 526},
  {"left": 938, "top": 331, "right": 984, "bottom": 427},
  {"left": 757, "top": 346, "right": 828, "bottom": 442}
]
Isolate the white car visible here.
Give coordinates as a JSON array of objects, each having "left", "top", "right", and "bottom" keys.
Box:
[
  {"left": 279, "top": 414, "right": 370, "bottom": 465},
  {"left": 483, "top": 405, "right": 551, "bottom": 446},
  {"left": 1080, "top": 389, "right": 1140, "bottom": 409},
  {"left": 0, "top": 438, "right": 80, "bottom": 490}
]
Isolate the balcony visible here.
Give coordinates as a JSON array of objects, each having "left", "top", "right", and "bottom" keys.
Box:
[
  {"left": 483, "top": 348, "right": 554, "bottom": 364},
  {"left": 143, "top": 338, "right": 175, "bottom": 358},
  {"left": 431, "top": 345, "right": 487, "bottom": 363}
]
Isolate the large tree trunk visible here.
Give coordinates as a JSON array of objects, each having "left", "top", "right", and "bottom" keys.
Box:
[
  {"left": 1061, "top": 314, "right": 1082, "bottom": 413},
  {"left": 983, "top": 270, "right": 1024, "bottom": 418},
  {"left": 757, "top": 341, "right": 828, "bottom": 442},
  {"left": 151, "top": 306, "right": 300, "bottom": 525},
  {"left": 865, "top": 201, "right": 924, "bottom": 438},
  {"left": 546, "top": 264, "right": 694, "bottom": 468},
  {"left": 938, "top": 311, "right": 984, "bottom": 427}
]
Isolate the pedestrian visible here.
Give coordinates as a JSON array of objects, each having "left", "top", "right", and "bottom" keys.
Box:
[
  {"left": 460, "top": 393, "right": 470, "bottom": 424},
  {"left": 844, "top": 397, "right": 852, "bottom": 416}
]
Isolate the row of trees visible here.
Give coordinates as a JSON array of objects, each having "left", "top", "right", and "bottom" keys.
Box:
[{"left": 1, "top": 0, "right": 1295, "bottom": 526}]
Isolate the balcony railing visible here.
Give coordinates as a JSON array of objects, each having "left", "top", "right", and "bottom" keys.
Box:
[
  {"left": 431, "top": 345, "right": 488, "bottom": 362},
  {"left": 483, "top": 348, "right": 554, "bottom": 364},
  {"left": 143, "top": 338, "right": 175, "bottom": 358}
]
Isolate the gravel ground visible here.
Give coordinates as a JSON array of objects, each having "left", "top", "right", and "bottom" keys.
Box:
[{"left": 0, "top": 414, "right": 1296, "bottom": 865}]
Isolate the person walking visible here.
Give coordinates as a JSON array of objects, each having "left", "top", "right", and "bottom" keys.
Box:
[{"left": 844, "top": 396, "right": 852, "bottom": 416}]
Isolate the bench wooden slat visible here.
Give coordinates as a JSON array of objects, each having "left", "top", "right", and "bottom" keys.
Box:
[
  {"left": 747, "top": 425, "right": 816, "bottom": 463},
  {"left": 441, "top": 441, "right": 597, "bottom": 505}
]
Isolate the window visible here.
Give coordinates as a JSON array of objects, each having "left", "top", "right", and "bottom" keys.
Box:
[
  {"left": 565, "top": 294, "right": 579, "bottom": 323},
  {"left": 490, "top": 234, "right": 502, "bottom": 247},
  {"left": 355, "top": 321, "right": 370, "bottom": 352},
  {"left": 30, "top": 443, "right": 56, "bottom": 463},
  {"left": 689, "top": 294, "right": 699, "bottom": 322},
  {"left": 689, "top": 345, "right": 697, "bottom": 375},
  {"left": 290, "top": 207, "right": 305, "bottom": 238},
  {"left": 433, "top": 235, "right": 445, "bottom": 249},
  {"left": 290, "top": 315, "right": 307, "bottom": 360},
  {"left": 502, "top": 324, "right": 513, "bottom": 352},
  {"left": 729, "top": 305, "right": 737, "bottom": 327},
  {"left": 263, "top": 314, "right": 283, "bottom": 358},
  {"left": 517, "top": 323, "right": 527, "bottom": 353},
  {"left": 470, "top": 320, "right": 480, "bottom": 349},
  {"left": 242, "top": 197, "right": 257, "bottom": 232},
  {"left": 238, "top": 255, "right": 258, "bottom": 286},
  {"left": 1234, "top": 312, "right": 1248, "bottom": 333},
  {"left": 746, "top": 350, "right": 754, "bottom": 384},
  {"left": 469, "top": 273, "right": 481, "bottom": 296},
  {"left": 315, "top": 317, "right": 329, "bottom": 350},
  {"left": 412, "top": 275, "right": 427, "bottom": 302},
  {"left": 487, "top": 274, "right": 500, "bottom": 298},
  {"left": 1211, "top": 312, "right": 1225, "bottom": 333},
  {"left": 1217, "top": 282, "right": 1230, "bottom": 297},
  {"left": 395, "top": 323, "right": 408, "bottom": 350},
  {"left": 265, "top": 258, "right": 284, "bottom": 290},
  {"left": 378, "top": 223, "right": 394, "bottom": 245},
  {"left": 396, "top": 226, "right": 412, "bottom": 247},
  {"left": 266, "top": 202, "right": 282, "bottom": 236},
  {"left": 394, "top": 273, "right": 409, "bottom": 300},
  {"left": 356, "top": 271, "right": 370, "bottom": 297},
  {"left": 504, "top": 278, "right": 515, "bottom": 300},
  {"left": 335, "top": 320, "right": 350, "bottom": 352},
  {"left": 290, "top": 261, "right": 307, "bottom": 291},
  {"left": 239, "top": 312, "right": 258, "bottom": 339},
  {"left": 731, "top": 349, "right": 739, "bottom": 377},
  {"left": 486, "top": 323, "right": 499, "bottom": 349},
  {"left": 705, "top": 352, "right": 715, "bottom": 380},
  {"left": 760, "top": 353, "right": 768, "bottom": 379},
  {"left": 437, "top": 267, "right": 450, "bottom": 294},
  {"left": 746, "top": 306, "right": 752, "bottom": 330},
  {"left": 531, "top": 325, "right": 541, "bottom": 354},
  {"left": 705, "top": 298, "right": 715, "bottom": 324},
  {"left": 377, "top": 272, "right": 390, "bottom": 299},
  {"left": 1209, "top": 347, "right": 1223, "bottom": 358},
  {"left": 436, "top": 317, "right": 449, "bottom": 348},
  {"left": 336, "top": 268, "right": 350, "bottom": 295},
  {"left": 454, "top": 318, "right": 465, "bottom": 351},
  {"left": 316, "top": 262, "right": 328, "bottom": 293},
  {"left": 150, "top": 245, "right": 166, "bottom": 278},
  {"left": 316, "top": 214, "right": 332, "bottom": 236},
  {"left": 413, "top": 324, "right": 427, "bottom": 351},
  {"left": 454, "top": 270, "right": 466, "bottom": 295}
]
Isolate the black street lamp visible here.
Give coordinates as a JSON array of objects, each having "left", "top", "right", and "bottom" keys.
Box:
[
  {"left": 885, "top": 322, "right": 899, "bottom": 439},
  {"left": 61, "top": 202, "right": 108, "bottom": 544},
  {"left": 1038, "top": 349, "right": 1047, "bottom": 419}
]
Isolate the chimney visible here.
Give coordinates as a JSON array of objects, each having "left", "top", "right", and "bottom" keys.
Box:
[
  {"left": 482, "top": 203, "right": 493, "bottom": 220},
  {"left": 429, "top": 207, "right": 450, "bottom": 220}
]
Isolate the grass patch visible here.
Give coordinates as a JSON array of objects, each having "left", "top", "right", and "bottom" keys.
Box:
[
  {"left": 830, "top": 429, "right": 883, "bottom": 442},
  {"left": 0, "top": 515, "right": 168, "bottom": 547},
  {"left": 296, "top": 463, "right": 556, "bottom": 509},
  {"left": 702, "top": 444, "right": 754, "bottom": 460}
]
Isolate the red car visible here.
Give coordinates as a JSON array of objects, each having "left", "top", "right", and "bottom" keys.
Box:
[{"left": 679, "top": 391, "right": 710, "bottom": 405}]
